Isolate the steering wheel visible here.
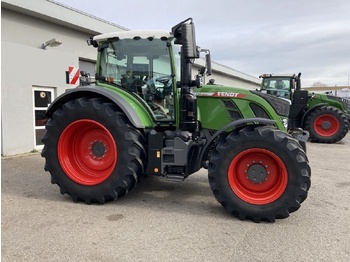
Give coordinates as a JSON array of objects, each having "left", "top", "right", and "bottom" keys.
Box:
[
  {"left": 156, "top": 75, "right": 172, "bottom": 96},
  {"left": 146, "top": 75, "right": 172, "bottom": 98},
  {"left": 155, "top": 75, "right": 171, "bottom": 84}
]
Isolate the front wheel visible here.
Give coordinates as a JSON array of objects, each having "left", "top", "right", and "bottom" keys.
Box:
[
  {"left": 305, "top": 106, "right": 349, "bottom": 143},
  {"left": 41, "top": 97, "right": 146, "bottom": 204},
  {"left": 208, "top": 125, "right": 311, "bottom": 222}
]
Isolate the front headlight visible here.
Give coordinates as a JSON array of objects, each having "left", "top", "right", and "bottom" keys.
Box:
[{"left": 281, "top": 118, "right": 288, "bottom": 129}]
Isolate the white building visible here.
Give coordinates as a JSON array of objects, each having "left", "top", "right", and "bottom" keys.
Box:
[{"left": 1, "top": 0, "right": 260, "bottom": 156}]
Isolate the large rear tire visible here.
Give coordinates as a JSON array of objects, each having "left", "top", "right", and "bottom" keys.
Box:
[
  {"left": 42, "top": 97, "right": 146, "bottom": 204},
  {"left": 305, "top": 106, "right": 349, "bottom": 143},
  {"left": 208, "top": 125, "right": 311, "bottom": 222}
]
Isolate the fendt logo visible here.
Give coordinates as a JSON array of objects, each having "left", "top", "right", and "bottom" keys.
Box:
[
  {"left": 195, "top": 92, "right": 246, "bottom": 98},
  {"left": 214, "top": 92, "right": 244, "bottom": 98}
]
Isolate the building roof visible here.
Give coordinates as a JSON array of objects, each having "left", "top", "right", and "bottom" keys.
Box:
[{"left": 1, "top": 0, "right": 129, "bottom": 34}]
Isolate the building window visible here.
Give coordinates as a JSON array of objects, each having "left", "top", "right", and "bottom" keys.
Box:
[
  {"left": 79, "top": 59, "right": 96, "bottom": 76},
  {"left": 33, "top": 87, "right": 54, "bottom": 148}
]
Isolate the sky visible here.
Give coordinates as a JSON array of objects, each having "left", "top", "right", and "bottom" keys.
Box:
[{"left": 55, "top": 0, "right": 350, "bottom": 87}]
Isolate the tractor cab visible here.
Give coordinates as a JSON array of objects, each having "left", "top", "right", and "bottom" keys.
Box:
[
  {"left": 259, "top": 73, "right": 301, "bottom": 100},
  {"left": 86, "top": 19, "right": 212, "bottom": 127},
  {"left": 91, "top": 31, "right": 178, "bottom": 120}
]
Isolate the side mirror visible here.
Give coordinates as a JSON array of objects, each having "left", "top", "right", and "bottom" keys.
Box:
[
  {"left": 80, "top": 70, "right": 89, "bottom": 77},
  {"left": 205, "top": 53, "right": 212, "bottom": 76},
  {"left": 199, "top": 66, "right": 206, "bottom": 75},
  {"left": 199, "top": 49, "right": 212, "bottom": 76},
  {"left": 172, "top": 18, "right": 199, "bottom": 59},
  {"left": 181, "top": 23, "right": 199, "bottom": 58},
  {"left": 79, "top": 71, "right": 92, "bottom": 86}
]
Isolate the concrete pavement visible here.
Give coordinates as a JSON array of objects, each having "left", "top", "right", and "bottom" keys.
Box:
[{"left": 2, "top": 134, "right": 350, "bottom": 261}]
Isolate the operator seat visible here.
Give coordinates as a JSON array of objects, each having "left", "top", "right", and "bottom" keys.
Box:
[
  {"left": 121, "top": 73, "right": 143, "bottom": 96},
  {"left": 275, "top": 81, "right": 285, "bottom": 89}
]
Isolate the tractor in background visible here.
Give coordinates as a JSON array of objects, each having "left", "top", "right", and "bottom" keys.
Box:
[{"left": 259, "top": 73, "right": 349, "bottom": 143}]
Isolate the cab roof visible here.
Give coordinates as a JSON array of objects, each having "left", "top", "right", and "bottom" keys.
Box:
[
  {"left": 259, "top": 73, "right": 296, "bottom": 78},
  {"left": 93, "top": 30, "right": 173, "bottom": 41}
]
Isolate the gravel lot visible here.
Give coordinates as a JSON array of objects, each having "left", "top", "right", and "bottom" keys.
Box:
[{"left": 2, "top": 133, "right": 350, "bottom": 262}]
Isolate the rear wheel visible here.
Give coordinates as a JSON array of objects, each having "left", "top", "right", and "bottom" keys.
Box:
[
  {"left": 208, "top": 125, "right": 311, "bottom": 222},
  {"left": 42, "top": 97, "right": 146, "bottom": 203},
  {"left": 305, "top": 106, "right": 349, "bottom": 143}
]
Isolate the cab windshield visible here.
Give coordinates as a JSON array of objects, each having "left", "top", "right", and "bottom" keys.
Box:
[
  {"left": 98, "top": 38, "right": 175, "bottom": 120},
  {"left": 262, "top": 78, "right": 291, "bottom": 99}
]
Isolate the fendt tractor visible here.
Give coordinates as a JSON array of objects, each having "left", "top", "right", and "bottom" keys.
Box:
[
  {"left": 259, "top": 73, "right": 350, "bottom": 143},
  {"left": 42, "top": 18, "right": 311, "bottom": 222}
]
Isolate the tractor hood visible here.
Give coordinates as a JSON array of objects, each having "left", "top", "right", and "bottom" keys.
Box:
[{"left": 311, "top": 93, "right": 350, "bottom": 116}]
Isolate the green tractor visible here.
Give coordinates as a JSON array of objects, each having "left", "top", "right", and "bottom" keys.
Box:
[
  {"left": 42, "top": 18, "right": 311, "bottom": 222},
  {"left": 259, "top": 73, "right": 350, "bottom": 143}
]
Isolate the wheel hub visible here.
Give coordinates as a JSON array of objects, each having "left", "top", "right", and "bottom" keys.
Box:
[
  {"left": 91, "top": 141, "right": 106, "bottom": 158},
  {"left": 321, "top": 121, "right": 331, "bottom": 130},
  {"left": 247, "top": 163, "right": 267, "bottom": 184}
]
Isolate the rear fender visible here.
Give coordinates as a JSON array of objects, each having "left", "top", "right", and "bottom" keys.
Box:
[{"left": 46, "top": 86, "right": 154, "bottom": 128}]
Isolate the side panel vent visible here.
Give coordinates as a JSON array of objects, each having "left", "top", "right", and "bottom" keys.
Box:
[{"left": 250, "top": 103, "right": 269, "bottom": 119}]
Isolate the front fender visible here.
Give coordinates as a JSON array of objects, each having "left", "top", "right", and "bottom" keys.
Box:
[
  {"left": 301, "top": 103, "right": 327, "bottom": 127},
  {"left": 198, "top": 118, "right": 276, "bottom": 169},
  {"left": 46, "top": 86, "right": 154, "bottom": 128}
]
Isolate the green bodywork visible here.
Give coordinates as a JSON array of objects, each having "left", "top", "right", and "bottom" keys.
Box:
[
  {"left": 194, "top": 86, "right": 286, "bottom": 131},
  {"left": 85, "top": 82, "right": 288, "bottom": 132},
  {"left": 306, "top": 93, "right": 350, "bottom": 115}
]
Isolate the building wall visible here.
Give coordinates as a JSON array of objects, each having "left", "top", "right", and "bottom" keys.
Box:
[
  {"left": 1, "top": 8, "right": 101, "bottom": 155},
  {"left": 192, "top": 59, "right": 260, "bottom": 89},
  {"left": 205, "top": 72, "right": 260, "bottom": 89},
  {"left": 2, "top": 8, "right": 97, "bottom": 60}
]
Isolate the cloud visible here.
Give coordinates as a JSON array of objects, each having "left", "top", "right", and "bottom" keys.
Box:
[{"left": 56, "top": 0, "right": 350, "bottom": 86}]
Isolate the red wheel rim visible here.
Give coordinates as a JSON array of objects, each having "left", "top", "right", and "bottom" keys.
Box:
[
  {"left": 58, "top": 119, "right": 117, "bottom": 186},
  {"left": 313, "top": 114, "right": 339, "bottom": 137},
  {"left": 228, "top": 148, "right": 288, "bottom": 205}
]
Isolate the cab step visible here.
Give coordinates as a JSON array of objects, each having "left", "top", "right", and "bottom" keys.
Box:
[{"left": 165, "top": 173, "right": 185, "bottom": 182}]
